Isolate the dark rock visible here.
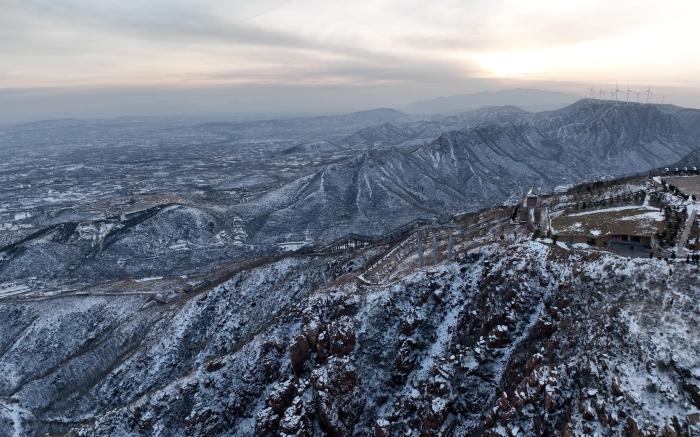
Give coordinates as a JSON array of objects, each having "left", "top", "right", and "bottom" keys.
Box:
[
  {"left": 612, "top": 378, "right": 623, "bottom": 396},
  {"left": 317, "top": 330, "right": 331, "bottom": 361},
  {"left": 533, "top": 317, "right": 557, "bottom": 339},
  {"left": 625, "top": 417, "right": 640, "bottom": 437},
  {"left": 687, "top": 412, "right": 700, "bottom": 425},
  {"left": 205, "top": 359, "right": 224, "bottom": 372},
  {"left": 421, "top": 397, "right": 449, "bottom": 434},
  {"left": 329, "top": 317, "right": 356, "bottom": 357},
  {"left": 372, "top": 419, "right": 391, "bottom": 437},
  {"left": 303, "top": 318, "right": 325, "bottom": 349},
  {"left": 661, "top": 424, "right": 678, "bottom": 437},
  {"left": 682, "top": 382, "right": 700, "bottom": 408},
  {"left": 290, "top": 334, "right": 310, "bottom": 375},
  {"left": 267, "top": 379, "right": 297, "bottom": 414}
]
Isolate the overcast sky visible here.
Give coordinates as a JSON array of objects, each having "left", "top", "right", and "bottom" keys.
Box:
[{"left": 1, "top": 0, "right": 699, "bottom": 121}]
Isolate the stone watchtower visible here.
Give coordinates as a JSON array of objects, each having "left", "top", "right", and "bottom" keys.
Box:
[{"left": 519, "top": 187, "right": 550, "bottom": 233}]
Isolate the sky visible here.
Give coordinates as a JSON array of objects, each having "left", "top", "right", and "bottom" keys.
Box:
[{"left": 1, "top": 0, "right": 699, "bottom": 121}]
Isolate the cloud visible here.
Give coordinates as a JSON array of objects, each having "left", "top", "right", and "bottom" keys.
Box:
[
  {"left": 0, "top": 0, "right": 491, "bottom": 89},
  {"left": 200, "top": 55, "right": 480, "bottom": 86},
  {"left": 0, "top": 0, "right": 698, "bottom": 119},
  {"left": 0, "top": 1, "right": 311, "bottom": 49}
]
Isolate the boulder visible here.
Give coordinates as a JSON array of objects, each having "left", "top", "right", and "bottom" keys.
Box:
[
  {"left": 625, "top": 417, "right": 640, "bottom": 437},
  {"left": 330, "top": 317, "right": 356, "bottom": 357},
  {"left": 290, "top": 335, "right": 310, "bottom": 375},
  {"left": 661, "top": 424, "right": 678, "bottom": 437},
  {"left": 205, "top": 359, "right": 224, "bottom": 373},
  {"left": 303, "top": 317, "right": 325, "bottom": 349},
  {"left": 372, "top": 419, "right": 391, "bottom": 437},
  {"left": 254, "top": 407, "right": 279, "bottom": 436},
  {"left": 267, "top": 379, "right": 297, "bottom": 414},
  {"left": 421, "top": 397, "right": 449, "bottom": 434}
]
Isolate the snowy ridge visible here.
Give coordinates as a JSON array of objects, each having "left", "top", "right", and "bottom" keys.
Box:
[{"left": 240, "top": 100, "right": 699, "bottom": 244}]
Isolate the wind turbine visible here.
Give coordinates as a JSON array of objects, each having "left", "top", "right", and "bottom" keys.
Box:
[
  {"left": 645, "top": 84, "right": 653, "bottom": 104},
  {"left": 614, "top": 83, "right": 621, "bottom": 102},
  {"left": 626, "top": 85, "right": 631, "bottom": 102}
]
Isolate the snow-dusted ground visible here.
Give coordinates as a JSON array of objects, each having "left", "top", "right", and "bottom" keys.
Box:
[{"left": 1, "top": 231, "right": 697, "bottom": 436}]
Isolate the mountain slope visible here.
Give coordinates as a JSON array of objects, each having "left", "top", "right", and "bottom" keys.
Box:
[
  {"left": 241, "top": 100, "right": 699, "bottom": 243},
  {"left": 658, "top": 104, "right": 700, "bottom": 139},
  {"left": 671, "top": 148, "right": 700, "bottom": 168},
  {"left": 2, "top": 157, "right": 700, "bottom": 436},
  {"left": 279, "top": 106, "right": 534, "bottom": 158},
  {"left": 4, "top": 234, "right": 697, "bottom": 435},
  {"left": 533, "top": 100, "right": 695, "bottom": 166}
]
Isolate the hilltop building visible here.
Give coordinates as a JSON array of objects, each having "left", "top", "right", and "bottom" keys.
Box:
[
  {"left": 518, "top": 187, "right": 551, "bottom": 233},
  {"left": 551, "top": 205, "right": 663, "bottom": 257}
]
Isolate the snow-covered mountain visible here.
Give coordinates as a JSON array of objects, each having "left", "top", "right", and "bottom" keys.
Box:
[
  {"left": 2, "top": 100, "right": 700, "bottom": 436},
  {"left": 2, "top": 100, "right": 696, "bottom": 284},
  {"left": 658, "top": 104, "right": 700, "bottom": 139},
  {"left": 241, "top": 100, "right": 699, "bottom": 242},
  {"left": 2, "top": 210, "right": 698, "bottom": 436},
  {"left": 279, "top": 105, "right": 533, "bottom": 158}
]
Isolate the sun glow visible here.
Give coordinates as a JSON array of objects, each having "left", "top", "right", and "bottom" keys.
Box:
[
  {"left": 1, "top": 0, "right": 700, "bottom": 90},
  {"left": 473, "top": 14, "right": 700, "bottom": 85}
]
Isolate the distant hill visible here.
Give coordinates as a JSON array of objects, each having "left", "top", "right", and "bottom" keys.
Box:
[
  {"left": 197, "top": 108, "right": 416, "bottom": 140},
  {"left": 278, "top": 105, "right": 533, "bottom": 157},
  {"left": 402, "top": 89, "right": 582, "bottom": 115}
]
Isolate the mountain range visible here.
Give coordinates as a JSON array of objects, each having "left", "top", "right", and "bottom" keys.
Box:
[
  {"left": 402, "top": 89, "right": 582, "bottom": 114},
  {"left": 240, "top": 100, "right": 700, "bottom": 243},
  {"left": 2, "top": 99, "right": 699, "bottom": 285}
]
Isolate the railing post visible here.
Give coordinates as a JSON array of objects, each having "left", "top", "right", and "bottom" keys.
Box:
[
  {"left": 447, "top": 232, "right": 453, "bottom": 262},
  {"left": 432, "top": 232, "right": 438, "bottom": 265},
  {"left": 416, "top": 230, "right": 425, "bottom": 268}
]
